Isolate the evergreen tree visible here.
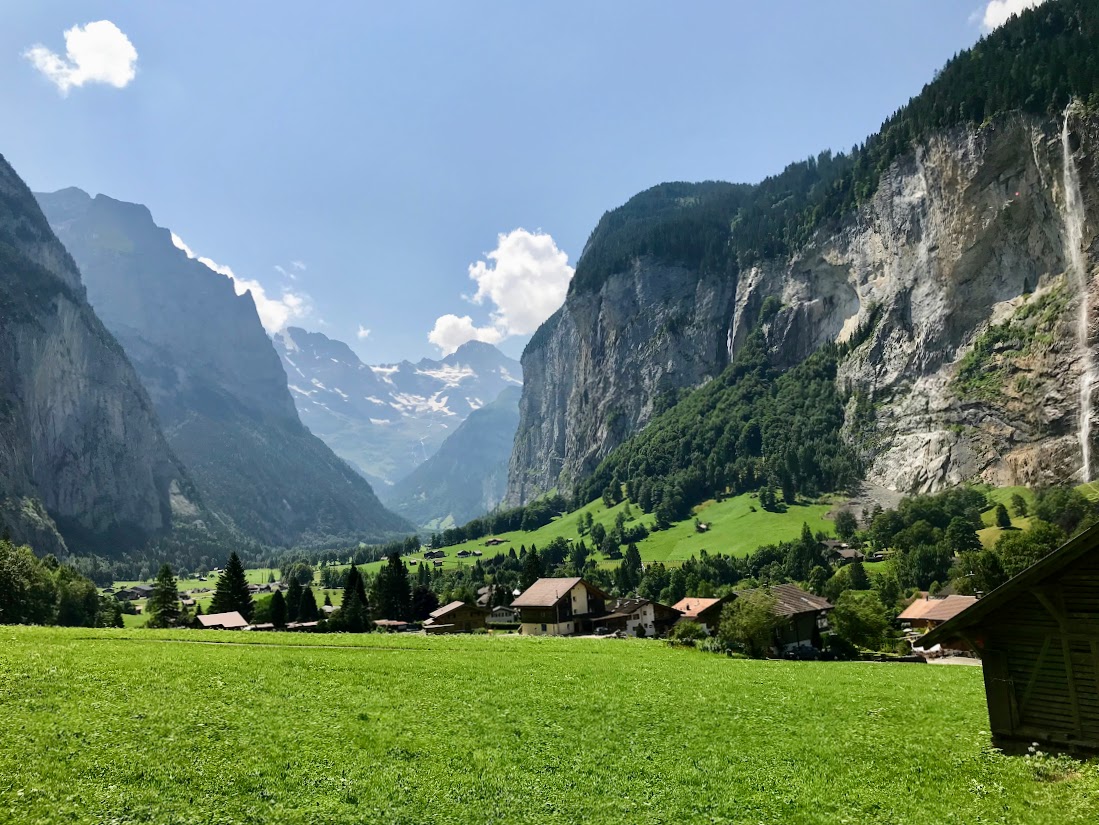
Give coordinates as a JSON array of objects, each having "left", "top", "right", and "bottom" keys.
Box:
[
  {"left": 847, "top": 560, "right": 870, "bottom": 591},
  {"left": 520, "top": 547, "right": 542, "bottom": 590},
  {"left": 146, "top": 564, "right": 181, "bottom": 629},
  {"left": 372, "top": 553, "right": 412, "bottom": 620},
  {"left": 209, "top": 552, "right": 253, "bottom": 621},
  {"left": 270, "top": 589, "right": 287, "bottom": 628},
  {"left": 995, "top": 503, "right": 1012, "bottom": 529},
  {"left": 298, "top": 586, "right": 319, "bottom": 621},
  {"left": 323, "top": 592, "right": 332, "bottom": 607},
  {"left": 1010, "top": 493, "right": 1029, "bottom": 518},
  {"left": 286, "top": 578, "right": 303, "bottom": 622}
]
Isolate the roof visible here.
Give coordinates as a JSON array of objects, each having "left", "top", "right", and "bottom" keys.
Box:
[
  {"left": 671, "top": 597, "right": 723, "bottom": 618},
  {"left": 921, "top": 522, "right": 1099, "bottom": 648},
  {"left": 735, "top": 584, "right": 832, "bottom": 616},
  {"left": 897, "top": 594, "right": 977, "bottom": 623},
  {"left": 511, "top": 577, "right": 597, "bottom": 608},
  {"left": 197, "top": 611, "right": 248, "bottom": 629},
  {"left": 430, "top": 600, "right": 485, "bottom": 619}
]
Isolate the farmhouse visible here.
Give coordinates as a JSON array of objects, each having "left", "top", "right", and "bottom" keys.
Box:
[
  {"left": 197, "top": 611, "right": 248, "bottom": 630},
  {"left": 487, "top": 605, "right": 518, "bottom": 624},
  {"left": 671, "top": 596, "right": 728, "bottom": 634},
  {"left": 898, "top": 594, "right": 977, "bottom": 631},
  {"left": 735, "top": 583, "right": 833, "bottom": 652},
  {"left": 115, "top": 584, "right": 155, "bottom": 601},
  {"left": 593, "top": 598, "right": 682, "bottom": 637},
  {"left": 512, "top": 577, "right": 608, "bottom": 636},
  {"left": 423, "top": 601, "right": 488, "bottom": 634},
  {"left": 921, "top": 525, "right": 1099, "bottom": 755}
]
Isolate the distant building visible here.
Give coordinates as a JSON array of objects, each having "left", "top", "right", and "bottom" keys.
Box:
[
  {"left": 594, "top": 598, "right": 682, "bottom": 637},
  {"left": 921, "top": 525, "right": 1099, "bottom": 755},
  {"left": 197, "top": 611, "right": 248, "bottom": 630},
  {"left": 115, "top": 584, "right": 155, "bottom": 601},
  {"left": 671, "top": 597, "right": 728, "bottom": 635},
  {"left": 511, "top": 577, "right": 608, "bottom": 636},
  {"left": 898, "top": 594, "right": 977, "bottom": 631},
  {"left": 487, "top": 605, "right": 519, "bottom": 625},
  {"left": 424, "top": 601, "right": 488, "bottom": 634},
  {"left": 733, "top": 584, "right": 834, "bottom": 652}
]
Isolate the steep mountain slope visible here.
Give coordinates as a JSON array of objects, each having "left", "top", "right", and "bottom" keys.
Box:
[
  {"left": 274, "top": 330, "right": 521, "bottom": 484},
  {"left": 0, "top": 156, "right": 199, "bottom": 557},
  {"left": 383, "top": 385, "right": 521, "bottom": 529},
  {"left": 508, "top": 0, "right": 1099, "bottom": 505},
  {"left": 36, "top": 189, "right": 410, "bottom": 547}
]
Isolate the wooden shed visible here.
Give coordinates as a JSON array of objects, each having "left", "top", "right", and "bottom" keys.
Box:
[{"left": 921, "top": 525, "right": 1099, "bottom": 755}]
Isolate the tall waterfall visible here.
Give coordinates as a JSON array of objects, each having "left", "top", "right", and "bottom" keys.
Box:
[{"left": 1063, "top": 108, "right": 1094, "bottom": 482}]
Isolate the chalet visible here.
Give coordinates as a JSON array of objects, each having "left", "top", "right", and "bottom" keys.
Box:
[
  {"left": 197, "top": 611, "right": 248, "bottom": 630},
  {"left": 594, "top": 598, "right": 682, "bottom": 637},
  {"left": 921, "top": 525, "right": 1099, "bottom": 755},
  {"left": 671, "top": 596, "right": 728, "bottom": 634},
  {"left": 511, "top": 577, "right": 608, "bottom": 636},
  {"left": 487, "top": 605, "right": 519, "bottom": 625},
  {"left": 423, "top": 550, "right": 446, "bottom": 559},
  {"left": 898, "top": 594, "right": 977, "bottom": 631},
  {"left": 423, "top": 601, "right": 488, "bottom": 634},
  {"left": 115, "top": 584, "right": 155, "bottom": 601},
  {"left": 373, "top": 619, "right": 410, "bottom": 631},
  {"left": 733, "top": 583, "right": 833, "bottom": 652},
  {"left": 456, "top": 550, "right": 472, "bottom": 559},
  {"left": 484, "top": 538, "right": 507, "bottom": 547},
  {"left": 181, "top": 598, "right": 196, "bottom": 608}
]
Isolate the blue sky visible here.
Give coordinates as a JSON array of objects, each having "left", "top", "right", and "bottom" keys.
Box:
[{"left": 1, "top": 1, "right": 1037, "bottom": 362}]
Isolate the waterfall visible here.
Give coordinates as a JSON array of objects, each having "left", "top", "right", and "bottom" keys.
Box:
[{"left": 1063, "top": 107, "right": 1094, "bottom": 482}]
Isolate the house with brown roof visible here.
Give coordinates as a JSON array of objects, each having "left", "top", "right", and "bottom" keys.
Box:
[
  {"left": 671, "top": 596, "right": 728, "bottom": 635},
  {"left": 197, "top": 611, "right": 248, "bottom": 630},
  {"left": 898, "top": 594, "right": 977, "bottom": 631},
  {"left": 423, "top": 601, "right": 488, "bottom": 634},
  {"left": 594, "top": 598, "right": 682, "bottom": 637},
  {"left": 511, "top": 578, "right": 608, "bottom": 636},
  {"left": 733, "top": 583, "right": 834, "bottom": 652},
  {"left": 921, "top": 524, "right": 1099, "bottom": 755}
]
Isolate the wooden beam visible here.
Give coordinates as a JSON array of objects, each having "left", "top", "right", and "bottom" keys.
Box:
[
  {"left": 1062, "top": 634, "right": 1085, "bottom": 737},
  {"left": 1020, "top": 636, "right": 1052, "bottom": 715}
]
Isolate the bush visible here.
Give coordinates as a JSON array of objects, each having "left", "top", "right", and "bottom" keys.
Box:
[{"left": 667, "top": 620, "right": 708, "bottom": 646}]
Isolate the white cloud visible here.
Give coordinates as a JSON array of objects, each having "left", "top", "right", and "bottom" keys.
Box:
[
  {"left": 428, "top": 228, "right": 573, "bottom": 355},
  {"left": 25, "top": 20, "right": 137, "bottom": 95},
  {"left": 291, "top": 260, "right": 307, "bottom": 271},
  {"left": 356, "top": 325, "right": 372, "bottom": 340},
  {"left": 171, "top": 232, "right": 311, "bottom": 333},
  {"left": 978, "top": 0, "right": 1047, "bottom": 32}
]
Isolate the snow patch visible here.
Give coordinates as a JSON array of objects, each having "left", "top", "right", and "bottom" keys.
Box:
[
  {"left": 497, "top": 367, "right": 522, "bottom": 386},
  {"left": 416, "top": 364, "right": 476, "bottom": 387}
]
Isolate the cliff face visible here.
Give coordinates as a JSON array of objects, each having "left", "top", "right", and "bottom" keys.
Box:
[
  {"left": 508, "top": 110, "right": 1099, "bottom": 503},
  {"left": 0, "top": 156, "right": 194, "bottom": 555},
  {"left": 37, "top": 189, "right": 410, "bottom": 547}
]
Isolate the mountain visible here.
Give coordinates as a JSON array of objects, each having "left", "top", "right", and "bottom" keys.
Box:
[
  {"left": 36, "top": 188, "right": 410, "bottom": 548},
  {"left": 383, "top": 385, "right": 521, "bottom": 529},
  {"left": 274, "top": 330, "right": 521, "bottom": 484},
  {"left": 0, "top": 156, "right": 201, "bottom": 558},
  {"left": 508, "top": 0, "right": 1099, "bottom": 506}
]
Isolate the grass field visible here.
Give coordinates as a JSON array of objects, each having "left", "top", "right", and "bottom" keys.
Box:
[
  {"left": 2, "top": 627, "right": 1096, "bottom": 824},
  {"left": 407, "top": 491, "right": 837, "bottom": 574}
]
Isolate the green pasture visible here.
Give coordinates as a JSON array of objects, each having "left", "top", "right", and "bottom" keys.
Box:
[{"left": 1, "top": 627, "right": 1095, "bottom": 824}]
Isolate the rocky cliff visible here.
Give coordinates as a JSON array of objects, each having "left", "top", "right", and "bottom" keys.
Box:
[
  {"left": 37, "top": 189, "right": 410, "bottom": 547},
  {"left": 507, "top": 108, "right": 1099, "bottom": 504},
  {"left": 0, "top": 156, "right": 196, "bottom": 556}
]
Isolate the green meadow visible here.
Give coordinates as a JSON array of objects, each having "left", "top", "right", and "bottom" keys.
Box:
[{"left": 2, "top": 627, "right": 1096, "bottom": 824}]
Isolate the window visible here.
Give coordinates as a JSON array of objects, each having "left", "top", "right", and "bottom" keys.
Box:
[{"left": 541, "top": 624, "right": 547, "bottom": 632}]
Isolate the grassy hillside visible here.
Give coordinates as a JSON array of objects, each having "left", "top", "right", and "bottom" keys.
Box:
[
  {"left": 3, "top": 627, "right": 1095, "bottom": 824},
  {"left": 425, "top": 490, "right": 836, "bottom": 572}
]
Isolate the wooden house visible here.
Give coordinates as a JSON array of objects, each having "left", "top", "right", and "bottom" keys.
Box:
[
  {"left": 921, "top": 526, "right": 1099, "bottom": 755},
  {"left": 671, "top": 597, "right": 728, "bottom": 635},
  {"left": 511, "top": 577, "right": 608, "bottom": 636},
  {"left": 423, "top": 601, "right": 488, "bottom": 634},
  {"left": 594, "top": 598, "right": 682, "bottom": 637},
  {"left": 731, "top": 583, "right": 833, "bottom": 652},
  {"left": 898, "top": 594, "right": 977, "bottom": 631}
]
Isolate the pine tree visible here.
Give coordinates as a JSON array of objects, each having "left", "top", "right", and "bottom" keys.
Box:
[
  {"left": 521, "top": 547, "right": 542, "bottom": 590},
  {"left": 995, "top": 503, "right": 1012, "bottom": 529},
  {"left": 298, "top": 586, "right": 319, "bottom": 621},
  {"left": 373, "top": 553, "right": 411, "bottom": 621},
  {"left": 209, "top": 552, "right": 253, "bottom": 621},
  {"left": 270, "top": 589, "right": 287, "bottom": 628},
  {"left": 146, "top": 564, "right": 181, "bottom": 628},
  {"left": 286, "top": 578, "right": 303, "bottom": 622}
]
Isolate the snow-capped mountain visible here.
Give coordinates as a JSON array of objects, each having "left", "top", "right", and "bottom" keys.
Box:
[{"left": 274, "top": 329, "right": 522, "bottom": 486}]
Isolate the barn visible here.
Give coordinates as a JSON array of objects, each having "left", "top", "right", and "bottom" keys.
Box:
[{"left": 921, "top": 525, "right": 1099, "bottom": 756}]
